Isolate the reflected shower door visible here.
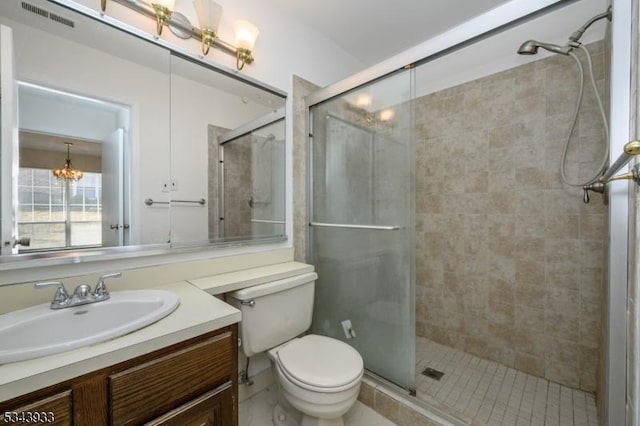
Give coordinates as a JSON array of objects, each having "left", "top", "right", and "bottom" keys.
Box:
[{"left": 309, "top": 70, "right": 415, "bottom": 391}]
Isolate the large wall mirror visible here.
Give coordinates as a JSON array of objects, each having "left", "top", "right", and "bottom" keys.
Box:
[{"left": 0, "top": 0, "right": 286, "bottom": 264}]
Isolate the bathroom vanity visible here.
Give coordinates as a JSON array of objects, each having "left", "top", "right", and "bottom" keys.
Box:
[{"left": 0, "top": 282, "right": 241, "bottom": 425}]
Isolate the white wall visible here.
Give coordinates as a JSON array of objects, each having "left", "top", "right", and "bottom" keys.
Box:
[{"left": 19, "top": 89, "right": 120, "bottom": 142}]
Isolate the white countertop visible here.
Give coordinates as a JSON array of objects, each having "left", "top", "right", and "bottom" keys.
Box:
[
  {"left": 188, "top": 261, "right": 314, "bottom": 295},
  {"left": 0, "top": 281, "right": 240, "bottom": 403}
]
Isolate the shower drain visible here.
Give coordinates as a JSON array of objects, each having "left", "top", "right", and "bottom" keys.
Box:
[{"left": 421, "top": 367, "right": 445, "bottom": 381}]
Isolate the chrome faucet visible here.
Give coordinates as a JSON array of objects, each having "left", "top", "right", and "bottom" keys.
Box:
[
  {"left": 34, "top": 273, "right": 122, "bottom": 309},
  {"left": 33, "top": 281, "right": 70, "bottom": 309},
  {"left": 94, "top": 272, "right": 121, "bottom": 299}
]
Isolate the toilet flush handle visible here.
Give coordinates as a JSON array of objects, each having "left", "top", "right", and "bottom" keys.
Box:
[{"left": 240, "top": 299, "right": 255, "bottom": 307}]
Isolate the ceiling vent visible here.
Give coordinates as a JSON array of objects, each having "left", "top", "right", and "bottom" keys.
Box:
[
  {"left": 21, "top": 2, "right": 49, "bottom": 19},
  {"left": 21, "top": 2, "right": 75, "bottom": 28},
  {"left": 49, "top": 13, "right": 75, "bottom": 28}
]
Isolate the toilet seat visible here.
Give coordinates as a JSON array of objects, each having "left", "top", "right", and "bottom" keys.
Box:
[{"left": 275, "top": 334, "right": 363, "bottom": 393}]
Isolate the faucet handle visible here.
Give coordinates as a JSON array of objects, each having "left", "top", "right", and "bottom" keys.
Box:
[
  {"left": 94, "top": 272, "right": 121, "bottom": 297},
  {"left": 73, "top": 284, "right": 92, "bottom": 299},
  {"left": 34, "top": 281, "right": 70, "bottom": 305}
]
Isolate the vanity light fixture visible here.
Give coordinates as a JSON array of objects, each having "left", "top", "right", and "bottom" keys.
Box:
[
  {"left": 100, "top": 0, "right": 259, "bottom": 70},
  {"left": 193, "top": 0, "right": 223, "bottom": 55},
  {"left": 151, "top": 0, "right": 175, "bottom": 36},
  {"left": 233, "top": 20, "right": 259, "bottom": 70},
  {"left": 53, "top": 143, "right": 83, "bottom": 182}
]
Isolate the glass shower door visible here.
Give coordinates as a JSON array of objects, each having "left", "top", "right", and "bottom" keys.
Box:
[{"left": 309, "top": 69, "right": 415, "bottom": 391}]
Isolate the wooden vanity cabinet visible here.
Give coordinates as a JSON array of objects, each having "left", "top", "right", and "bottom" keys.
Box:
[
  {"left": 1, "top": 391, "right": 72, "bottom": 426},
  {"left": 0, "top": 325, "right": 238, "bottom": 426}
]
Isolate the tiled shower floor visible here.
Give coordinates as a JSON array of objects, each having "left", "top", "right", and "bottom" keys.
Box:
[{"left": 415, "top": 337, "right": 599, "bottom": 426}]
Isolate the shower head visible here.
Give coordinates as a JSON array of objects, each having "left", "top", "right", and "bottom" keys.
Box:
[
  {"left": 519, "top": 7, "right": 612, "bottom": 56},
  {"left": 517, "top": 40, "right": 572, "bottom": 56}
]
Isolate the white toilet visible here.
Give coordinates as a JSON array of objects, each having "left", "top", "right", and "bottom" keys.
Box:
[{"left": 229, "top": 272, "right": 363, "bottom": 426}]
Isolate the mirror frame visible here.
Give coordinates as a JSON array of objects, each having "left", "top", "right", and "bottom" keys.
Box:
[{"left": 0, "top": 0, "right": 288, "bottom": 272}]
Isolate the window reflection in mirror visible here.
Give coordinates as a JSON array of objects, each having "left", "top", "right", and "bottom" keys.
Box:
[{"left": 17, "top": 83, "right": 129, "bottom": 252}]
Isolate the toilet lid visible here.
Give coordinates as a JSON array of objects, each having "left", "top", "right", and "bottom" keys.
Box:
[{"left": 277, "top": 334, "right": 363, "bottom": 389}]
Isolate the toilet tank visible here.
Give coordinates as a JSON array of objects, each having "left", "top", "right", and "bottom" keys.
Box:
[{"left": 228, "top": 272, "right": 317, "bottom": 357}]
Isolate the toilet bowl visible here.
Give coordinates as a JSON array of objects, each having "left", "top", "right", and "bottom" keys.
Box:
[
  {"left": 268, "top": 335, "right": 363, "bottom": 426},
  {"left": 228, "top": 272, "right": 364, "bottom": 426}
]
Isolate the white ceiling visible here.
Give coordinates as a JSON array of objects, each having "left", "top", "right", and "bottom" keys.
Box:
[{"left": 262, "top": 0, "right": 512, "bottom": 66}]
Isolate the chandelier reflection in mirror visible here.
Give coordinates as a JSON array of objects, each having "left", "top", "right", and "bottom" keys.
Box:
[
  {"left": 53, "top": 142, "right": 84, "bottom": 181},
  {"left": 100, "top": 0, "right": 259, "bottom": 70}
]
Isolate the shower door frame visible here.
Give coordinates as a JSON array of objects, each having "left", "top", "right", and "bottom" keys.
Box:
[{"left": 305, "top": 1, "right": 630, "bottom": 423}]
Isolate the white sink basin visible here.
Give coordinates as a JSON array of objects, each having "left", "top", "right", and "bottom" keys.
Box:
[{"left": 0, "top": 290, "right": 179, "bottom": 364}]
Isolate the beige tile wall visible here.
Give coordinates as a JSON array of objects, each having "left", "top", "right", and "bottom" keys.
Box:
[{"left": 415, "top": 41, "right": 607, "bottom": 392}]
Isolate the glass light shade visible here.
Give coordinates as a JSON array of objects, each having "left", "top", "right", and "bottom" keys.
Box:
[
  {"left": 356, "top": 94, "right": 372, "bottom": 108},
  {"left": 193, "top": 0, "right": 223, "bottom": 31},
  {"left": 379, "top": 108, "right": 395, "bottom": 121},
  {"left": 233, "top": 20, "right": 259, "bottom": 51},
  {"left": 154, "top": 0, "right": 176, "bottom": 9}
]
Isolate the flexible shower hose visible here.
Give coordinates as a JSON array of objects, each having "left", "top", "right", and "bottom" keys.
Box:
[{"left": 560, "top": 44, "right": 610, "bottom": 187}]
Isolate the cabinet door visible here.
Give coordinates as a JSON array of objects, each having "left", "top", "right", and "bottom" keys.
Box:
[
  {"left": 144, "top": 383, "right": 233, "bottom": 426},
  {"left": 1, "top": 390, "right": 72, "bottom": 426},
  {"left": 109, "top": 331, "right": 233, "bottom": 425}
]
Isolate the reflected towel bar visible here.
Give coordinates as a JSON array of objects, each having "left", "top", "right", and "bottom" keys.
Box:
[
  {"left": 251, "top": 219, "right": 285, "bottom": 224},
  {"left": 309, "top": 222, "right": 400, "bottom": 231},
  {"left": 144, "top": 198, "right": 206, "bottom": 206}
]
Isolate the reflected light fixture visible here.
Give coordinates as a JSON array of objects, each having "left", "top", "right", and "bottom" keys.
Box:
[
  {"left": 151, "top": 0, "right": 175, "bottom": 35},
  {"left": 53, "top": 143, "right": 83, "bottom": 182},
  {"left": 101, "top": 0, "right": 258, "bottom": 70},
  {"left": 193, "top": 0, "right": 223, "bottom": 55},
  {"left": 355, "top": 94, "right": 372, "bottom": 109},
  {"left": 379, "top": 108, "right": 395, "bottom": 122},
  {"left": 233, "top": 20, "right": 259, "bottom": 70}
]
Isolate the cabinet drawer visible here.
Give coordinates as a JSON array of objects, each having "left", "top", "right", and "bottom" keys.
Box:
[
  {"left": 109, "top": 331, "right": 233, "bottom": 425},
  {"left": 144, "top": 383, "right": 233, "bottom": 426},
  {"left": 2, "top": 391, "right": 71, "bottom": 426}
]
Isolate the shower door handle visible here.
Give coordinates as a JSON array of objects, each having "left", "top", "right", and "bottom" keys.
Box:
[{"left": 309, "top": 222, "right": 400, "bottom": 231}]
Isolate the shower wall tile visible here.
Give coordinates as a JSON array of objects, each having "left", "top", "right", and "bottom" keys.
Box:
[
  {"left": 292, "top": 76, "right": 321, "bottom": 263},
  {"left": 414, "top": 42, "right": 606, "bottom": 392}
]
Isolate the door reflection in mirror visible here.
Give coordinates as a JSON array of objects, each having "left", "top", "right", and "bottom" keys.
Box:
[{"left": 17, "top": 82, "right": 129, "bottom": 252}]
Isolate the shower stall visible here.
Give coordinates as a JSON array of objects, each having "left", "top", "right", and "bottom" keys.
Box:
[{"left": 307, "top": 1, "right": 622, "bottom": 424}]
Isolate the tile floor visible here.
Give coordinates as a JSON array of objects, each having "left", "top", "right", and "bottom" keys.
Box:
[
  {"left": 415, "top": 337, "right": 599, "bottom": 426},
  {"left": 239, "top": 384, "right": 397, "bottom": 426}
]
